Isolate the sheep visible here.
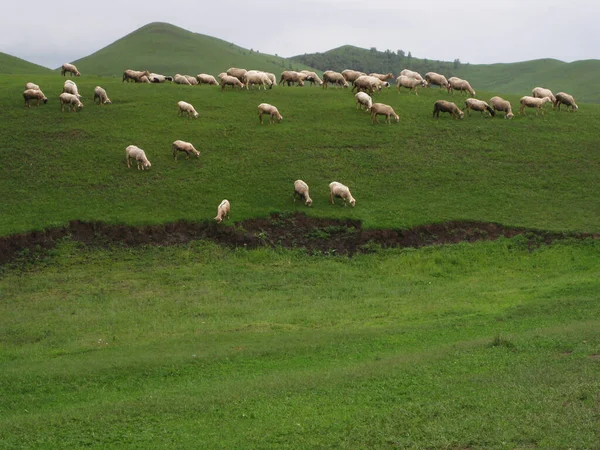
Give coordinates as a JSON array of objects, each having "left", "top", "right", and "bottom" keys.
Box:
[
  {"left": 138, "top": 75, "right": 151, "bottom": 84},
  {"left": 400, "top": 69, "right": 424, "bottom": 81},
  {"left": 280, "top": 71, "right": 307, "bottom": 87},
  {"left": 243, "top": 71, "right": 273, "bottom": 90},
  {"left": 125, "top": 145, "right": 151, "bottom": 170},
  {"left": 59, "top": 92, "right": 83, "bottom": 112},
  {"left": 448, "top": 77, "right": 476, "bottom": 96},
  {"left": 257, "top": 103, "right": 283, "bottom": 124},
  {"left": 172, "top": 140, "right": 200, "bottom": 160},
  {"left": 122, "top": 69, "right": 150, "bottom": 82},
  {"left": 433, "top": 100, "right": 464, "bottom": 119},
  {"left": 93, "top": 86, "right": 111, "bottom": 105},
  {"left": 61, "top": 63, "right": 80, "bottom": 77},
  {"left": 425, "top": 72, "right": 450, "bottom": 91},
  {"left": 370, "top": 103, "right": 399, "bottom": 124},
  {"left": 464, "top": 98, "right": 495, "bottom": 117},
  {"left": 396, "top": 75, "right": 427, "bottom": 95},
  {"left": 369, "top": 72, "right": 394, "bottom": 81},
  {"left": 322, "top": 70, "right": 348, "bottom": 88},
  {"left": 341, "top": 69, "right": 366, "bottom": 86},
  {"left": 519, "top": 96, "right": 552, "bottom": 116},
  {"left": 300, "top": 70, "right": 323, "bottom": 86},
  {"left": 489, "top": 96, "right": 514, "bottom": 119},
  {"left": 62, "top": 80, "right": 82, "bottom": 99},
  {"left": 23, "top": 88, "right": 48, "bottom": 107},
  {"left": 555, "top": 92, "right": 578, "bottom": 112},
  {"left": 149, "top": 73, "right": 172, "bottom": 83},
  {"left": 220, "top": 75, "right": 244, "bottom": 90},
  {"left": 532, "top": 87, "right": 556, "bottom": 107},
  {"left": 329, "top": 181, "right": 356, "bottom": 207},
  {"left": 352, "top": 75, "right": 387, "bottom": 95},
  {"left": 174, "top": 74, "right": 192, "bottom": 85},
  {"left": 226, "top": 67, "right": 247, "bottom": 82},
  {"left": 355, "top": 92, "right": 373, "bottom": 112},
  {"left": 214, "top": 199, "right": 230, "bottom": 223},
  {"left": 196, "top": 74, "right": 219, "bottom": 86},
  {"left": 218, "top": 72, "right": 227, "bottom": 80},
  {"left": 184, "top": 75, "right": 199, "bottom": 85},
  {"left": 177, "top": 100, "right": 199, "bottom": 118},
  {"left": 293, "top": 180, "right": 312, "bottom": 206},
  {"left": 265, "top": 72, "right": 277, "bottom": 86},
  {"left": 25, "top": 82, "right": 40, "bottom": 90}
]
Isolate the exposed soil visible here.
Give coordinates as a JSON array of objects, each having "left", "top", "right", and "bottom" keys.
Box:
[{"left": 0, "top": 212, "right": 597, "bottom": 266}]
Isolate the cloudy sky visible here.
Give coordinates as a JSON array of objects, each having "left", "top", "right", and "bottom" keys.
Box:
[{"left": 2, "top": 0, "right": 598, "bottom": 69}]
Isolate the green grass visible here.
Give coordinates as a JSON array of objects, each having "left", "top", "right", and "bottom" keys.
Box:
[
  {"left": 1, "top": 238, "right": 599, "bottom": 448},
  {"left": 0, "top": 52, "right": 53, "bottom": 75}
]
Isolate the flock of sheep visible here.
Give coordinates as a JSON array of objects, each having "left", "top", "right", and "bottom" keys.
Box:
[{"left": 21, "top": 62, "right": 580, "bottom": 222}]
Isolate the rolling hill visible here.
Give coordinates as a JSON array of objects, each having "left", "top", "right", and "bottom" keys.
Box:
[{"left": 0, "top": 52, "right": 53, "bottom": 75}]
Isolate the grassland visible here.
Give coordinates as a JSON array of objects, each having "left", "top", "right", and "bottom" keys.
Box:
[{"left": 0, "top": 52, "right": 53, "bottom": 75}]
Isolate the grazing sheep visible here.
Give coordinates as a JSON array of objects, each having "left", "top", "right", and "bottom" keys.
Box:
[
  {"left": 59, "top": 92, "right": 83, "bottom": 112},
  {"left": 396, "top": 75, "right": 427, "bottom": 95},
  {"left": 125, "top": 145, "right": 151, "bottom": 170},
  {"left": 172, "top": 140, "right": 200, "bottom": 160},
  {"left": 122, "top": 69, "right": 150, "bottom": 83},
  {"left": 265, "top": 72, "right": 277, "bottom": 86},
  {"left": 23, "top": 88, "right": 48, "bottom": 107},
  {"left": 555, "top": 92, "right": 578, "bottom": 112},
  {"left": 489, "top": 96, "right": 514, "bottom": 119},
  {"left": 138, "top": 75, "right": 151, "bottom": 83},
  {"left": 341, "top": 69, "right": 367, "bottom": 86},
  {"left": 184, "top": 75, "right": 199, "bottom": 85},
  {"left": 257, "top": 103, "right": 283, "bottom": 124},
  {"left": 220, "top": 75, "right": 244, "bottom": 90},
  {"left": 149, "top": 73, "right": 172, "bottom": 83},
  {"left": 215, "top": 199, "right": 230, "bottom": 223},
  {"left": 448, "top": 77, "right": 476, "bottom": 96},
  {"left": 177, "top": 101, "right": 199, "bottom": 118},
  {"left": 25, "top": 82, "right": 40, "bottom": 90},
  {"left": 174, "top": 74, "right": 192, "bottom": 85},
  {"left": 433, "top": 100, "right": 464, "bottom": 119},
  {"left": 218, "top": 72, "right": 227, "bottom": 80},
  {"left": 226, "top": 68, "right": 247, "bottom": 82},
  {"left": 61, "top": 63, "right": 80, "bottom": 77},
  {"left": 353, "top": 75, "right": 387, "bottom": 95},
  {"left": 322, "top": 70, "right": 348, "bottom": 88},
  {"left": 329, "top": 182, "right": 356, "bottom": 207},
  {"left": 400, "top": 69, "right": 424, "bottom": 81},
  {"left": 63, "top": 80, "right": 82, "bottom": 99},
  {"left": 355, "top": 92, "right": 373, "bottom": 112},
  {"left": 293, "top": 180, "right": 313, "bottom": 206},
  {"left": 93, "top": 86, "right": 111, "bottom": 105},
  {"left": 370, "top": 103, "right": 399, "bottom": 124},
  {"left": 464, "top": 98, "right": 495, "bottom": 117},
  {"left": 196, "top": 74, "right": 219, "bottom": 86},
  {"left": 519, "top": 96, "right": 552, "bottom": 116},
  {"left": 280, "top": 71, "right": 307, "bottom": 87},
  {"left": 243, "top": 71, "right": 273, "bottom": 90},
  {"left": 300, "top": 70, "right": 323, "bottom": 86},
  {"left": 425, "top": 72, "right": 450, "bottom": 91},
  {"left": 369, "top": 72, "right": 394, "bottom": 81},
  {"left": 532, "top": 87, "right": 556, "bottom": 106}
]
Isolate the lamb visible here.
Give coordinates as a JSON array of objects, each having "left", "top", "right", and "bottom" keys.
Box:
[
  {"left": 244, "top": 71, "right": 273, "bottom": 90},
  {"left": 227, "top": 68, "right": 247, "bottom": 82},
  {"left": 396, "top": 75, "right": 427, "bottom": 95},
  {"left": 425, "top": 72, "right": 450, "bottom": 91},
  {"left": 280, "top": 71, "right": 307, "bottom": 87},
  {"left": 293, "top": 180, "right": 312, "bottom": 206},
  {"left": 329, "top": 182, "right": 356, "bottom": 207},
  {"left": 172, "top": 140, "right": 200, "bottom": 160},
  {"left": 214, "top": 199, "right": 230, "bottom": 223},
  {"left": 177, "top": 101, "right": 199, "bottom": 118},
  {"left": 341, "top": 69, "right": 366, "bottom": 86},
  {"left": 174, "top": 74, "right": 192, "bottom": 85},
  {"left": 63, "top": 80, "right": 82, "bottom": 99},
  {"left": 555, "top": 92, "right": 578, "bottom": 112},
  {"left": 433, "top": 100, "right": 464, "bottom": 119},
  {"left": 59, "top": 92, "right": 83, "bottom": 112},
  {"left": 532, "top": 87, "right": 556, "bottom": 107},
  {"left": 93, "top": 86, "right": 111, "bottom": 105},
  {"left": 519, "top": 96, "right": 552, "bottom": 116},
  {"left": 122, "top": 69, "right": 150, "bottom": 83},
  {"left": 23, "top": 88, "right": 48, "bottom": 107},
  {"left": 125, "top": 145, "right": 151, "bottom": 170},
  {"left": 196, "top": 74, "right": 219, "bottom": 86},
  {"left": 220, "top": 75, "right": 244, "bottom": 90},
  {"left": 355, "top": 92, "right": 373, "bottom": 112},
  {"left": 489, "top": 96, "right": 514, "bottom": 119},
  {"left": 300, "top": 70, "right": 323, "bottom": 86},
  {"left": 370, "top": 103, "right": 399, "bottom": 124},
  {"left": 448, "top": 77, "right": 476, "bottom": 96},
  {"left": 400, "top": 69, "right": 424, "bottom": 81},
  {"left": 464, "top": 98, "right": 495, "bottom": 117},
  {"left": 184, "top": 75, "right": 199, "bottom": 85},
  {"left": 25, "top": 82, "right": 40, "bottom": 90},
  {"left": 369, "top": 72, "right": 394, "bottom": 81},
  {"left": 257, "top": 103, "right": 283, "bottom": 124},
  {"left": 61, "top": 63, "right": 80, "bottom": 77},
  {"left": 322, "top": 70, "right": 348, "bottom": 88}
]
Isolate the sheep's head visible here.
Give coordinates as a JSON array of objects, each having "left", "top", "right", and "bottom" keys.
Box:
[
  {"left": 193, "top": 149, "right": 200, "bottom": 158},
  {"left": 42, "top": 98, "right": 48, "bottom": 104},
  {"left": 457, "top": 110, "right": 464, "bottom": 119},
  {"left": 506, "top": 112, "right": 514, "bottom": 120},
  {"left": 393, "top": 114, "right": 400, "bottom": 123},
  {"left": 193, "top": 111, "right": 199, "bottom": 119},
  {"left": 143, "top": 161, "right": 151, "bottom": 170},
  {"left": 305, "top": 197, "right": 312, "bottom": 207},
  {"left": 349, "top": 197, "right": 356, "bottom": 207},
  {"left": 215, "top": 215, "right": 223, "bottom": 223},
  {"left": 572, "top": 104, "right": 578, "bottom": 112}
]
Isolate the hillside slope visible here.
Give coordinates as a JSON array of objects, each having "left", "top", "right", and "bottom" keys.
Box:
[
  {"left": 0, "top": 52, "right": 53, "bottom": 75},
  {"left": 70, "top": 22, "right": 313, "bottom": 77}
]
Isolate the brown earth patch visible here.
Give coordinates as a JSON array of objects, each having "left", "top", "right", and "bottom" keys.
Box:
[{"left": 0, "top": 212, "right": 597, "bottom": 266}]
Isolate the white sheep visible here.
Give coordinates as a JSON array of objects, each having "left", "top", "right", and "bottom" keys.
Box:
[
  {"left": 293, "top": 180, "right": 312, "bottom": 206},
  {"left": 399, "top": 69, "right": 424, "bottom": 81},
  {"left": 322, "top": 70, "right": 348, "bottom": 88},
  {"left": 220, "top": 75, "right": 244, "bottom": 90},
  {"left": 23, "top": 89, "right": 48, "bottom": 107},
  {"left": 174, "top": 74, "right": 192, "bottom": 85},
  {"left": 355, "top": 92, "right": 373, "bottom": 112},
  {"left": 63, "top": 80, "right": 82, "bottom": 99},
  {"left": 300, "top": 70, "right": 323, "bottom": 86},
  {"left": 352, "top": 75, "right": 388, "bottom": 95},
  {"left": 489, "top": 96, "right": 514, "bottom": 119},
  {"left": 244, "top": 71, "right": 273, "bottom": 90},
  {"left": 196, "top": 74, "right": 219, "bottom": 86},
  {"left": 177, "top": 101, "right": 199, "bottom": 118},
  {"left": 341, "top": 69, "right": 367, "bottom": 86},
  {"left": 172, "top": 140, "right": 200, "bottom": 159},
  {"left": 448, "top": 77, "right": 476, "bottom": 96},
  {"left": 184, "top": 75, "right": 199, "bottom": 85},
  {"left": 122, "top": 69, "right": 150, "bottom": 83},
  {"left": 532, "top": 87, "right": 556, "bottom": 106},
  {"left": 257, "top": 103, "right": 283, "bottom": 124},
  {"left": 464, "top": 98, "right": 495, "bottom": 117},
  {"left": 215, "top": 199, "right": 230, "bottom": 223},
  {"left": 226, "top": 68, "right": 247, "bottom": 82},
  {"left": 329, "top": 182, "right": 356, "bottom": 207},
  {"left": 265, "top": 72, "right": 277, "bottom": 86},
  {"left": 61, "top": 63, "right": 80, "bottom": 77},
  {"left": 425, "top": 72, "right": 450, "bottom": 91},
  {"left": 125, "top": 145, "right": 151, "bottom": 170},
  {"left": 369, "top": 72, "right": 395, "bottom": 81},
  {"left": 280, "top": 71, "right": 307, "bottom": 87},
  {"left": 519, "top": 96, "right": 552, "bottom": 116},
  {"left": 370, "top": 103, "right": 399, "bottom": 124},
  {"left": 25, "top": 82, "right": 40, "bottom": 90},
  {"left": 59, "top": 92, "right": 83, "bottom": 112},
  {"left": 93, "top": 86, "right": 111, "bottom": 105},
  {"left": 396, "top": 75, "right": 427, "bottom": 95},
  {"left": 433, "top": 100, "right": 464, "bottom": 119},
  {"left": 555, "top": 92, "right": 578, "bottom": 112},
  {"left": 149, "top": 73, "right": 173, "bottom": 83}
]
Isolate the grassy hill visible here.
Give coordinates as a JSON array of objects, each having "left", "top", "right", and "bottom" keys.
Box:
[
  {"left": 69, "top": 22, "right": 313, "bottom": 78},
  {"left": 0, "top": 52, "right": 53, "bottom": 74},
  {"left": 292, "top": 46, "right": 600, "bottom": 104}
]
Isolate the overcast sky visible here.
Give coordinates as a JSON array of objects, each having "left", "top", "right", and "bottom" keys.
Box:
[{"left": 2, "top": 0, "right": 598, "bottom": 69}]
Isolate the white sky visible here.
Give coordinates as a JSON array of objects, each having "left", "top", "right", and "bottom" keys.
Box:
[{"left": 2, "top": 0, "right": 598, "bottom": 69}]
